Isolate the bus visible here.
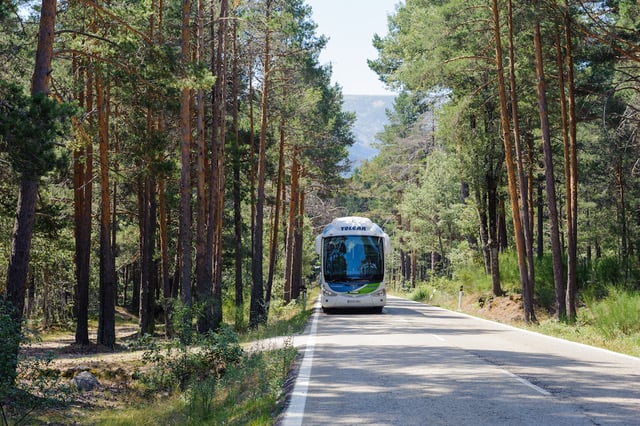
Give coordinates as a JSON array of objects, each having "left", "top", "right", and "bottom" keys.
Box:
[{"left": 315, "top": 216, "right": 391, "bottom": 313}]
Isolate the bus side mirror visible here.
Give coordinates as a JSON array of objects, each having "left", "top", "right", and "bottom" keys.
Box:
[
  {"left": 383, "top": 233, "right": 391, "bottom": 256},
  {"left": 315, "top": 235, "right": 322, "bottom": 255}
]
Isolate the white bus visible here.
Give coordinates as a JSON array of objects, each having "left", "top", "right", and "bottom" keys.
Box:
[{"left": 315, "top": 216, "right": 391, "bottom": 313}]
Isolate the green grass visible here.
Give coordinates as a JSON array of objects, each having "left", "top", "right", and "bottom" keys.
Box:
[
  {"left": 92, "top": 344, "right": 297, "bottom": 426},
  {"left": 18, "top": 290, "right": 317, "bottom": 426},
  {"left": 529, "top": 317, "right": 640, "bottom": 358}
]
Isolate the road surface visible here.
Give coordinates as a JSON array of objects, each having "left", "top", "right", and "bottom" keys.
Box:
[{"left": 278, "top": 296, "right": 640, "bottom": 425}]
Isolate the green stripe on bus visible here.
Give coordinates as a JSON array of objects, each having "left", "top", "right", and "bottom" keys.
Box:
[{"left": 349, "top": 283, "right": 380, "bottom": 294}]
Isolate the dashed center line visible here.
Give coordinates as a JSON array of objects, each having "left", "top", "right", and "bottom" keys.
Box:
[{"left": 501, "top": 369, "right": 552, "bottom": 396}]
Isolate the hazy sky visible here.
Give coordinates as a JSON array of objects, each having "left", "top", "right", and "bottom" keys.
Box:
[{"left": 306, "top": 0, "right": 400, "bottom": 96}]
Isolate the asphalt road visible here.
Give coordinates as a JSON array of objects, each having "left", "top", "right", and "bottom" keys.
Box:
[{"left": 278, "top": 296, "right": 640, "bottom": 426}]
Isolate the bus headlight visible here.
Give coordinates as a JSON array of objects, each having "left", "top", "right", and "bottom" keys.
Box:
[
  {"left": 371, "top": 289, "right": 386, "bottom": 297},
  {"left": 323, "top": 288, "right": 337, "bottom": 297}
]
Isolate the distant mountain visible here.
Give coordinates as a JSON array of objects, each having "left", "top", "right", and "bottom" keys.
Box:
[{"left": 342, "top": 94, "right": 396, "bottom": 170}]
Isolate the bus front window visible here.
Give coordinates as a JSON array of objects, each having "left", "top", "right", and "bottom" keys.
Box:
[{"left": 323, "top": 236, "right": 383, "bottom": 283}]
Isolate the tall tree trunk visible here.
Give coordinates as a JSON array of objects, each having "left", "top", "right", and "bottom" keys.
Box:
[
  {"left": 231, "top": 9, "right": 244, "bottom": 323},
  {"left": 250, "top": 0, "right": 271, "bottom": 327},
  {"left": 178, "top": 0, "right": 193, "bottom": 342},
  {"left": 491, "top": 0, "right": 535, "bottom": 322},
  {"left": 211, "top": 0, "right": 228, "bottom": 330},
  {"left": 196, "top": 0, "right": 212, "bottom": 334},
  {"left": 284, "top": 149, "right": 300, "bottom": 304},
  {"left": 266, "top": 102, "right": 286, "bottom": 310},
  {"left": 537, "top": 175, "right": 544, "bottom": 259},
  {"left": 475, "top": 186, "right": 490, "bottom": 274},
  {"left": 139, "top": 175, "right": 156, "bottom": 335},
  {"left": 507, "top": 0, "right": 535, "bottom": 294},
  {"left": 487, "top": 170, "right": 502, "bottom": 297},
  {"left": 555, "top": 28, "right": 570, "bottom": 321},
  {"left": 96, "top": 72, "right": 117, "bottom": 348},
  {"left": 249, "top": 60, "right": 256, "bottom": 261},
  {"left": 73, "top": 57, "right": 93, "bottom": 345},
  {"left": 158, "top": 178, "right": 173, "bottom": 337},
  {"left": 291, "top": 188, "right": 305, "bottom": 300},
  {"left": 533, "top": 8, "right": 563, "bottom": 324},
  {"left": 563, "top": 3, "right": 579, "bottom": 321}
]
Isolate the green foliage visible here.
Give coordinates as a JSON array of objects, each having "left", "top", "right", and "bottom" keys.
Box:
[
  {"left": 408, "top": 276, "right": 458, "bottom": 307},
  {"left": 591, "top": 256, "right": 623, "bottom": 287},
  {"left": 533, "top": 255, "right": 560, "bottom": 311},
  {"left": 582, "top": 287, "right": 640, "bottom": 338},
  {"left": 99, "top": 342, "right": 297, "bottom": 426},
  {"left": 1, "top": 302, "right": 70, "bottom": 425},
  {"left": 140, "top": 324, "right": 243, "bottom": 393},
  {"left": 0, "top": 82, "right": 76, "bottom": 179},
  {"left": 0, "top": 300, "right": 22, "bottom": 397},
  {"left": 498, "top": 251, "right": 524, "bottom": 293}
]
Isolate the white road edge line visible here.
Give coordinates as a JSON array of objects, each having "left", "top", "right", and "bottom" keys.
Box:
[
  {"left": 280, "top": 302, "right": 320, "bottom": 426},
  {"left": 401, "top": 297, "right": 640, "bottom": 363},
  {"left": 501, "top": 368, "right": 552, "bottom": 396}
]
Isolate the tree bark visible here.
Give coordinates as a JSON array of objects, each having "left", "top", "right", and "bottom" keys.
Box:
[
  {"left": 491, "top": 0, "right": 535, "bottom": 322},
  {"left": 196, "top": 0, "right": 212, "bottom": 334},
  {"left": 555, "top": 28, "right": 570, "bottom": 321},
  {"left": 139, "top": 176, "right": 156, "bottom": 335},
  {"left": 284, "top": 149, "right": 300, "bottom": 304},
  {"left": 73, "top": 57, "right": 93, "bottom": 345},
  {"left": 250, "top": 0, "right": 271, "bottom": 327},
  {"left": 507, "top": 0, "right": 535, "bottom": 295},
  {"left": 266, "top": 101, "right": 286, "bottom": 310},
  {"left": 211, "top": 0, "right": 228, "bottom": 331},
  {"left": 533, "top": 9, "right": 564, "bottom": 324},
  {"left": 179, "top": 0, "right": 193, "bottom": 342},
  {"left": 291, "top": 188, "right": 305, "bottom": 300},
  {"left": 96, "top": 72, "right": 117, "bottom": 348},
  {"left": 231, "top": 9, "right": 244, "bottom": 322},
  {"left": 563, "top": 3, "right": 579, "bottom": 321},
  {"left": 158, "top": 178, "right": 173, "bottom": 337}
]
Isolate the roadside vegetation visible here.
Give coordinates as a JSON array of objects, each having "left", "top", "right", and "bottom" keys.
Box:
[
  {"left": 400, "top": 251, "right": 640, "bottom": 358},
  {"left": 0, "top": 294, "right": 315, "bottom": 426}
]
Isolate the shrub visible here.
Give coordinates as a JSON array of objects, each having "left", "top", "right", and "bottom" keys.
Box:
[
  {"left": 584, "top": 287, "right": 640, "bottom": 338},
  {"left": 0, "top": 300, "right": 22, "bottom": 396},
  {"left": 140, "top": 324, "right": 243, "bottom": 393},
  {"left": 592, "top": 256, "right": 621, "bottom": 287},
  {"left": 533, "top": 255, "right": 558, "bottom": 311}
]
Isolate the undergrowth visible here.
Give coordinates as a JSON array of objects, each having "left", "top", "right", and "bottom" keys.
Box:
[{"left": 4, "top": 291, "right": 315, "bottom": 426}]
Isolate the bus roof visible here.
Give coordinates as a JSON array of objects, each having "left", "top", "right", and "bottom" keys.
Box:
[
  {"left": 316, "top": 216, "right": 390, "bottom": 255},
  {"left": 320, "top": 216, "right": 385, "bottom": 237}
]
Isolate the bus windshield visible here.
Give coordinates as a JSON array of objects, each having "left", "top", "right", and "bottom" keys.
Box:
[{"left": 323, "top": 235, "right": 384, "bottom": 283}]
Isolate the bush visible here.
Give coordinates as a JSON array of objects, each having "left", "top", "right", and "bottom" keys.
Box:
[
  {"left": 140, "top": 324, "right": 243, "bottom": 393},
  {"left": 583, "top": 287, "right": 640, "bottom": 338},
  {"left": 0, "top": 300, "right": 22, "bottom": 396},
  {"left": 533, "top": 255, "right": 559, "bottom": 311},
  {"left": 498, "top": 251, "right": 524, "bottom": 293},
  {"left": 591, "top": 256, "right": 621, "bottom": 287}
]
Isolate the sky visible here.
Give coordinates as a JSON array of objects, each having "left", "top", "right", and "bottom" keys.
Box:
[{"left": 306, "top": 0, "right": 400, "bottom": 96}]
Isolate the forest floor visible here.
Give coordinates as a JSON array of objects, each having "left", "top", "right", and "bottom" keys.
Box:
[{"left": 460, "top": 291, "right": 548, "bottom": 324}]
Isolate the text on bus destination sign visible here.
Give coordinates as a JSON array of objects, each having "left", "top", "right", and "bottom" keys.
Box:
[{"left": 340, "top": 226, "right": 367, "bottom": 231}]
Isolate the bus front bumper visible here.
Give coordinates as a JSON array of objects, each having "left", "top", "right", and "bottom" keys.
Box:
[{"left": 321, "top": 288, "right": 386, "bottom": 309}]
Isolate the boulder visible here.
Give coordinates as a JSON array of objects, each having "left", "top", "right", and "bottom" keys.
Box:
[{"left": 70, "top": 371, "right": 100, "bottom": 391}]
